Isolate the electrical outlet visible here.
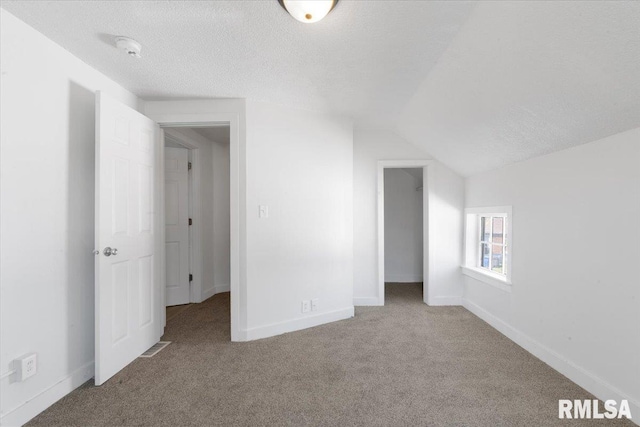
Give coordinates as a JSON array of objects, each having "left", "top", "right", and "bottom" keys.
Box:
[
  {"left": 15, "top": 353, "right": 37, "bottom": 381},
  {"left": 301, "top": 300, "right": 310, "bottom": 313},
  {"left": 311, "top": 299, "right": 319, "bottom": 312}
]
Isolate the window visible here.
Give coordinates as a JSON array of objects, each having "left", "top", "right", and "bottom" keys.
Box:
[
  {"left": 463, "top": 206, "right": 512, "bottom": 291},
  {"left": 479, "top": 215, "right": 507, "bottom": 276}
]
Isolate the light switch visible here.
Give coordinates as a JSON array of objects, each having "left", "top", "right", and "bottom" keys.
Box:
[{"left": 259, "top": 205, "right": 269, "bottom": 219}]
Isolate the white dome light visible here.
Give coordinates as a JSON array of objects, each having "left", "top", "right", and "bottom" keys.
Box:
[{"left": 279, "top": 0, "right": 338, "bottom": 24}]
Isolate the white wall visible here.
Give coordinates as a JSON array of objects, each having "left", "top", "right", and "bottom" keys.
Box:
[
  {"left": 463, "top": 128, "right": 640, "bottom": 418},
  {"left": 353, "top": 129, "right": 465, "bottom": 306},
  {"left": 426, "top": 160, "right": 466, "bottom": 305},
  {"left": 0, "top": 10, "right": 141, "bottom": 426},
  {"left": 244, "top": 101, "right": 354, "bottom": 339},
  {"left": 383, "top": 169, "right": 423, "bottom": 282},
  {"left": 354, "top": 130, "right": 431, "bottom": 303}
]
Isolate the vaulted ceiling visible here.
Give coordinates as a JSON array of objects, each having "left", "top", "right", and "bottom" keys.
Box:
[
  {"left": 397, "top": 1, "right": 640, "bottom": 176},
  {"left": 3, "top": 1, "right": 639, "bottom": 176}
]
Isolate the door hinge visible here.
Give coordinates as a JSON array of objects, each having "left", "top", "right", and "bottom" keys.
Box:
[
  {"left": 188, "top": 218, "right": 193, "bottom": 226},
  {"left": 189, "top": 274, "right": 193, "bottom": 282},
  {"left": 188, "top": 162, "right": 192, "bottom": 170}
]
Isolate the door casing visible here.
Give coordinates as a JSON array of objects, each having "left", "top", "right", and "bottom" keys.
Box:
[
  {"left": 144, "top": 102, "right": 244, "bottom": 342},
  {"left": 377, "top": 160, "right": 433, "bottom": 306}
]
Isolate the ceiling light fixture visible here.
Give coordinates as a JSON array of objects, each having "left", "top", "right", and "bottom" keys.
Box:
[
  {"left": 115, "top": 36, "right": 142, "bottom": 58},
  {"left": 278, "top": 0, "right": 339, "bottom": 24}
]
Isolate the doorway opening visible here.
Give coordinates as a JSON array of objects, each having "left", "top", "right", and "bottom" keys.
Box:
[
  {"left": 383, "top": 168, "right": 424, "bottom": 301},
  {"left": 377, "top": 160, "right": 431, "bottom": 306},
  {"left": 163, "top": 126, "right": 230, "bottom": 322},
  {"left": 95, "top": 94, "right": 243, "bottom": 385}
]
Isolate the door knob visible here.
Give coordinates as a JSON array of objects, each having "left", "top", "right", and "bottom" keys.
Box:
[{"left": 103, "top": 247, "right": 118, "bottom": 256}]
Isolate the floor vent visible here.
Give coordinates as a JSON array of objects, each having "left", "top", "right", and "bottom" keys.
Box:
[{"left": 139, "top": 341, "right": 171, "bottom": 358}]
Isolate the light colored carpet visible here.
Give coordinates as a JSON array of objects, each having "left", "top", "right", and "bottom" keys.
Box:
[
  {"left": 166, "top": 303, "right": 192, "bottom": 323},
  {"left": 28, "top": 284, "right": 632, "bottom": 426}
]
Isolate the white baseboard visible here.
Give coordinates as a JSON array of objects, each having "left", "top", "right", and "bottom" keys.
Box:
[
  {"left": 0, "top": 362, "right": 94, "bottom": 427},
  {"left": 201, "top": 286, "right": 215, "bottom": 301},
  {"left": 355, "top": 295, "right": 462, "bottom": 307},
  {"left": 427, "top": 295, "right": 463, "bottom": 306},
  {"left": 213, "top": 284, "right": 230, "bottom": 295},
  {"left": 463, "top": 299, "right": 640, "bottom": 424},
  {"left": 353, "top": 297, "right": 382, "bottom": 306},
  {"left": 384, "top": 275, "right": 423, "bottom": 283},
  {"left": 241, "top": 307, "right": 354, "bottom": 341},
  {"left": 200, "top": 284, "right": 229, "bottom": 302}
]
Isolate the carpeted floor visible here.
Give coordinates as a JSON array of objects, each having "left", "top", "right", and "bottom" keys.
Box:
[
  {"left": 28, "top": 284, "right": 632, "bottom": 426},
  {"left": 166, "top": 303, "right": 192, "bottom": 323}
]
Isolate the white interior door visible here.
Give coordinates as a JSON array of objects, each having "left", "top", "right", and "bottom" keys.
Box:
[
  {"left": 164, "top": 147, "right": 190, "bottom": 306},
  {"left": 95, "top": 91, "right": 162, "bottom": 386}
]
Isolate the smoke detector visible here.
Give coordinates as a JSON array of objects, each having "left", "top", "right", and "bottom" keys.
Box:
[{"left": 115, "top": 37, "right": 142, "bottom": 58}]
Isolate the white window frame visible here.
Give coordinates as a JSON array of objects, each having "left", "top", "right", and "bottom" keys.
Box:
[
  {"left": 478, "top": 214, "right": 507, "bottom": 275},
  {"left": 462, "top": 206, "right": 512, "bottom": 292}
]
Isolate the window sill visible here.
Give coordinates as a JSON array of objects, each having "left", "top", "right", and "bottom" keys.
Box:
[{"left": 461, "top": 266, "right": 512, "bottom": 293}]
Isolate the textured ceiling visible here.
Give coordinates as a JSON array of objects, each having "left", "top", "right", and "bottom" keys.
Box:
[
  {"left": 2, "top": 1, "right": 639, "bottom": 176},
  {"left": 396, "top": 1, "right": 640, "bottom": 176},
  {"left": 0, "top": 0, "right": 473, "bottom": 129}
]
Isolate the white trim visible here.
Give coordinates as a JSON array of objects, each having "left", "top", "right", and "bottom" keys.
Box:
[
  {"left": 158, "top": 129, "right": 167, "bottom": 329},
  {"left": 201, "top": 286, "right": 216, "bottom": 301},
  {"left": 384, "top": 275, "right": 423, "bottom": 283},
  {"left": 427, "top": 295, "right": 463, "bottom": 306},
  {"left": 377, "top": 160, "right": 433, "bottom": 306},
  {"left": 201, "top": 284, "right": 230, "bottom": 302},
  {"left": 242, "top": 307, "right": 355, "bottom": 341},
  {"left": 213, "top": 284, "right": 230, "bottom": 295},
  {"left": 143, "top": 104, "right": 244, "bottom": 343},
  {"left": 465, "top": 206, "right": 513, "bottom": 216},
  {"left": 353, "top": 297, "right": 382, "bottom": 306},
  {"left": 378, "top": 160, "right": 433, "bottom": 168},
  {"left": 189, "top": 148, "right": 202, "bottom": 303},
  {"left": 463, "top": 299, "right": 640, "bottom": 423},
  {"left": 461, "top": 266, "right": 512, "bottom": 292},
  {"left": 463, "top": 206, "right": 513, "bottom": 286},
  {"left": 0, "top": 362, "right": 94, "bottom": 427}
]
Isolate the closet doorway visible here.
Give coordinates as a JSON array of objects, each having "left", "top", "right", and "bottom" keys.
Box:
[
  {"left": 383, "top": 168, "right": 424, "bottom": 299},
  {"left": 377, "top": 160, "right": 431, "bottom": 305}
]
